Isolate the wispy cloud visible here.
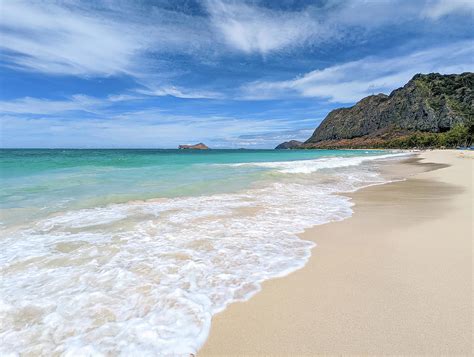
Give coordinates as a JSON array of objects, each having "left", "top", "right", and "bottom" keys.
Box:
[
  {"left": 1, "top": 0, "right": 472, "bottom": 82},
  {"left": 205, "top": 0, "right": 321, "bottom": 55},
  {"left": 0, "top": 1, "right": 149, "bottom": 76},
  {"left": 225, "top": 128, "right": 315, "bottom": 148},
  {"left": 0, "top": 1, "right": 215, "bottom": 78},
  {"left": 242, "top": 41, "right": 474, "bottom": 103},
  {"left": 0, "top": 96, "right": 101, "bottom": 115},
  {"left": 205, "top": 0, "right": 474, "bottom": 55},
  {"left": 0, "top": 109, "right": 313, "bottom": 148},
  {"left": 422, "top": 0, "right": 474, "bottom": 19},
  {"left": 136, "top": 86, "right": 223, "bottom": 99},
  {"left": 0, "top": 91, "right": 319, "bottom": 148},
  {"left": 0, "top": 94, "right": 141, "bottom": 115}
]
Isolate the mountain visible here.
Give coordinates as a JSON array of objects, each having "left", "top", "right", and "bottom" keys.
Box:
[
  {"left": 275, "top": 140, "right": 303, "bottom": 149},
  {"left": 283, "top": 73, "right": 473, "bottom": 149},
  {"left": 178, "top": 143, "right": 209, "bottom": 150}
]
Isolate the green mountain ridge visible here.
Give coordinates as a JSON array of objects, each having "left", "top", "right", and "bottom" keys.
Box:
[{"left": 277, "top": 73, "right": 473, "bottom": 149}]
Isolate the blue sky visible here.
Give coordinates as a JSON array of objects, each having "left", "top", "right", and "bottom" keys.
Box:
[{"left": 0, "top": 0, "right": 473, "bottom": 148}]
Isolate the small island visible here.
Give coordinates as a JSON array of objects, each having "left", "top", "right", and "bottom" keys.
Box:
[{"left": 178, "top": 143, "right": 209, "bottom": 150}]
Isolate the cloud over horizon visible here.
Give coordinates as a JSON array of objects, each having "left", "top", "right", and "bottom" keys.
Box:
[{"left": 242, "top": 41, "right": 474, "bottom": 103}]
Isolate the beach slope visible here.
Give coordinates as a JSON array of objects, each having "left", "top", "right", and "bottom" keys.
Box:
[{"left": 201, "top": 150, "right": 472, "bottom": 355}]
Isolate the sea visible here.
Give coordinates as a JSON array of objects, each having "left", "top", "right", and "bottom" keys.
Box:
[{"left": 0, "top": 149, "right": 409, "bottom": 355}]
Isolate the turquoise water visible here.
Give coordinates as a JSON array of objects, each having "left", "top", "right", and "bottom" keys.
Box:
[
  {"left": 0, "top": 148, "right": 406, "bottom": 355},
  {"left": 0, "top": 149, "right": 389, "bottom": 227}
]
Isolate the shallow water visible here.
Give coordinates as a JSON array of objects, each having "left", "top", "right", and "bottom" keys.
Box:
[{"left": 0, "top": 149, "right": 408, "bottom": 355}]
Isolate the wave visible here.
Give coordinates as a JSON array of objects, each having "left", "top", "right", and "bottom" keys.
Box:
[
  {"left": 0, "top": 153, "right": 409, "bottom": 355},
  {"left": 219, "top": 152, "right": 410, "bottom": 174}
]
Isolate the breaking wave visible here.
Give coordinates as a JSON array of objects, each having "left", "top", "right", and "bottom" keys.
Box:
[{"left": 0, "top": 152, "right": 408, "bottom": 355}]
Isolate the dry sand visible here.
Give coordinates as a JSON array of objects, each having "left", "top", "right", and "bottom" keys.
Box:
[{"left": 201, "top": 150, "right": 473, "bottom": 355}]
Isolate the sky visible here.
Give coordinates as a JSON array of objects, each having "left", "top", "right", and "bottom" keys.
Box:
[{"left": 0, "top": 0, "right": 473, "bottom": 148}]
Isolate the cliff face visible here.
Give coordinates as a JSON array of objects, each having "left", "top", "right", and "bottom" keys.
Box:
[
  {"left": 275, "top": 140, "right": 303, "bottom": 149},
  {"left": 304, "top": 73, "right": 473, "bottom": 147}
]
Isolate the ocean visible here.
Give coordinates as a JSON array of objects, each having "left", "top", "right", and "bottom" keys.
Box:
[{"left": 0, "top": 149, "right": 408, "bottom": 355}]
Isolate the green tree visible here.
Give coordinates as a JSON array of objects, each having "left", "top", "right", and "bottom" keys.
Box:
[{"left": 444, "top": 124, "right": 469, "bottom": 147}]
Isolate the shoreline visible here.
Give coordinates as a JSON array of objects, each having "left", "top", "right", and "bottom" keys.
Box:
[{"left": 200, "top": 150, "right": 472, "bottom": 355}]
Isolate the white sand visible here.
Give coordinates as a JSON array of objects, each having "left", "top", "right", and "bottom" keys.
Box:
[{"left": 201, "top": 150, "right": 473, "bottom": 355}]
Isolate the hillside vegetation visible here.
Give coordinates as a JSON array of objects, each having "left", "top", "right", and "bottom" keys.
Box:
[{"left": 297, "top": 73, "right": 473, "bottom": 149}]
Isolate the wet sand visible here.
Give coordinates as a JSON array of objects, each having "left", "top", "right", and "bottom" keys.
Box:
[{"left": 201, "top": 150, "right": 473, "bottom": 355}]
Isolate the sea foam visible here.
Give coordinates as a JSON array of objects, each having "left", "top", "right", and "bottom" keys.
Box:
[
  {"left": 0, "top": 153, "right": 408, "bottom": 355},
  {"left": 220, "top": 152, "right": 409, "bottom": 173}
]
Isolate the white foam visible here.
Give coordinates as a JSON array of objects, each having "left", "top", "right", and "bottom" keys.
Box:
[
  {"left": 37, "top": 206, "right": 131, "bottom": 230},
  {"left": 221, "top": 152, "right": 410, "bottom": 174},
  {"left": 0, "top": 154, "right": 407, "bottom": 355}
]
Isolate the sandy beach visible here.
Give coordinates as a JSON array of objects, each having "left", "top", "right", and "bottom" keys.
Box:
[{"left": 201, "top": 150, "right": 473, "bottom": 355}]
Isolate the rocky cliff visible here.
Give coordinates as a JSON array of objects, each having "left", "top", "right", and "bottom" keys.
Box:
[
  {"left": 302, "top": 73, "right": 473, "bottom": 148},
  {"left": 275, "top": 140, "right": 303, "bottom": 149}
]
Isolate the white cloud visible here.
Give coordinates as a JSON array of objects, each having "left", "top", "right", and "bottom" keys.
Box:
[
  {"left": 0, "top": 110, "right": 310, "bottom": 149},
  {"left": 242, "top": 41, "right": 474, "bottom": 103},
  {"left": 0, "top": 1, "right": 150, "bottom": 76},
  {"left": 0, "top": 94, "right": 140, "bottom": 115},
  {"left": 136, "top": 87, "right": 223, "bottom": 99},
  {"left": 204, "top": 0, "right": 473, "bottom": 56},
  {"left": 206, "top": 0, "right": 321, "bottom": 55},
  {"left": 0, "top": 96, "right": 100, "bottom": 115},
  {"left": 1, "top": 0, "right": 471, "bottom": 78},
  {"left": 422, "top": 0, "right": 474, "bottom": 19},
  {"left": 326, "top": 0, "right": 422, "bottom": 29},
  {"left": 226, "top": 128, "right": 315, "bottom": 148},
  {"left": 0, "top": 1, "right": 213, "bottom": 77}
]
